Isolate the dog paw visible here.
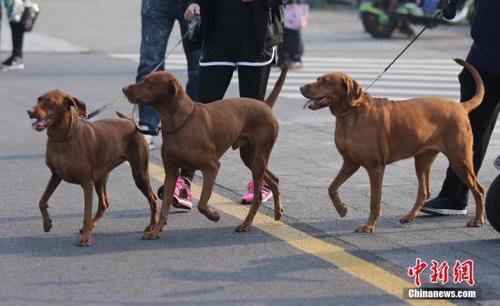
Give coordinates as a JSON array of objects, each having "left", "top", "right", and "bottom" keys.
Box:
[
  {"left": 208, "top": 211, "right": 220, "bottom": 222},
  {"left": 467, "top": 218, "right": 484, "bottom": 228},
  {"left": 43, "top": 219, "right": 52, "bottom": 232},
  {"left": 337, "top": 206, "right": 348, "bottom": 218},
  {"left": 354, "top": 224, "right": 374, "bottom": 233},
  {"left": 235, "top": 222, "right": 251, "bottom": 232},
  {"left": 399, "top": 214, "right": 415, "bottom": 224},
  {"left": 143, "top": 231, "right": 160, "bottom": 240},
  {"left": 274, "top": 208, "right": 283, "bottom": 221},
  {"left": 199, "top": 208, "right": 220, "bottom": 222},
  {"left": 78, "top": 236, "right": 92, "bottom": 247}
]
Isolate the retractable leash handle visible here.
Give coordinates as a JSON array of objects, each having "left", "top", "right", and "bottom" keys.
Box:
[{"left": 188, "top": 14, "right": 201, "bottom": 42}]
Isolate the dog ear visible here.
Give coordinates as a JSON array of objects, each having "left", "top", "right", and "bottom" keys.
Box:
[
  {"left": 343, "top": 77, "right": 363, "bottom": 106},
  {"left": 64, "top": 96, "right": 87, "bottom": 118},
  {"left": 169, "top": 77, "right": 184, "bottom": 105}
]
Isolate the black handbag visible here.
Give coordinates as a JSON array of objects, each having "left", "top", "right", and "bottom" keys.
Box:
[{"left": 19, "top": 2, "right": 40, "bottom": 32}]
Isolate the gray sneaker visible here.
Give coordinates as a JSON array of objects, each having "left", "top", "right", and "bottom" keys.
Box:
[{"left": 421, "top": 196, "right": 467, "bottom": 216}]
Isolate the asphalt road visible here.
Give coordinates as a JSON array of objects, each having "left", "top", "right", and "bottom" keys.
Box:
[{"left": 1, "top": 1, "right": 499, "bottom": 306}]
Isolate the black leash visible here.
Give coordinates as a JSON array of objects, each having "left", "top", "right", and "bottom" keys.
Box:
[
  {"left": 85, "top": 96, "right": 126, "bottom": 120},
  {"left": 364, "top": 10, "right": 443, "bottom": 92}
]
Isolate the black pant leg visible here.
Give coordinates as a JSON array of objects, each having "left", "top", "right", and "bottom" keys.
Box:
[
  {"left": 180, "top": 65, "right": 235, "bottom": 181},
  {"left": 439, "top": 68, "right": 500, "bottom": 203},
  {"left": 9, "top": 22, "right": 25, "bottom": 58},
  {"left": 237, "top": 64, "right": 272, "bottom": 101}
]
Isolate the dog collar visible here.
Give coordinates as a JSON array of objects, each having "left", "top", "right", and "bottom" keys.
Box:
[{"left": 162, "top": 106, "right": 196, "bottom": 135}]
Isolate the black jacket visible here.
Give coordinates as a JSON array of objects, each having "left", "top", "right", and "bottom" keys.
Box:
[
  {"left": 467, "top": 0, "right": 500, "bottom": 76},
  {"left": 186, "top": 0, "right": 287, "bottom": 52}
]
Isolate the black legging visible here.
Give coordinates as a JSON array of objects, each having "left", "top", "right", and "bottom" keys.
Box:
[
  {"left": 10, "top": 22, "right": 25, "bottom": 58},
  {"left": 180, "top": 64, "right": 272, "bottom": 181},
  {"left": 439, "top": 67, "right": 500, "bottom": 203}
]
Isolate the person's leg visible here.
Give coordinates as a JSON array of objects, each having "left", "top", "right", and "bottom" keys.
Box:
[
  {"left": 10, "top": 22, "right": 25, "bottom": 58},
  {"left": 423, "top": 69, "right": 500, "bottom": 215},
  {"left": 136, "top": 0, "right": 176, "bottom": 131},
  {"left": 179, "top": 65, "right": 234, "bottom": 182},
  {"left": 238, "top": 64, "right": 274, "bottom": 204},
  {"left": 238, "top": 64, "right": 272, "bottom": 101},
  {"left": 2, "top": 22, "right": 25, "bottom": 69}
]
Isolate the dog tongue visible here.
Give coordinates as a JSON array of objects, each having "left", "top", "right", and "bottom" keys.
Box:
[{"left": 303, "top": 100, "right": 314, "bottom": 110}]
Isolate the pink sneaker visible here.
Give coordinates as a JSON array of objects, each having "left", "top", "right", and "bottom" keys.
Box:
[
  {"left": 157, "top": 178, "right": 193, "bottom": 210},
  {"left": 241, "top": 180, "right": 273, "bottom": 205},
  {"left": 173, "top": 178, "right": 193, "bottom": 210}
]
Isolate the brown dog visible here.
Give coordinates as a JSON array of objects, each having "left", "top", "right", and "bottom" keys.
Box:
[
  {"left": 28, "top": 89, "right": 158, "bottom": 246},
  {"left": 300, "top": 59, "right": 485, "bottom": 233},
  {"left": 122, "top": 66, "right": 288, "bottom": 239}
]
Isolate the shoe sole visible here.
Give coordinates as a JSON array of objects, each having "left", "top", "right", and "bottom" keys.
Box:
[
  {"left": 2, "top": 65, "right": 24, "bottom": 71},
  {"left": 420, "top": 207, "right": 467, "bottom": 216},
  {"left": 173, "top": 197, "right": 192, "bottom": 210},
  {"left": 241, "top": 192, "right": 273, "bottom": 205},
  {"left": 157, "top": 187, "right": 192, "bottom": 210}
]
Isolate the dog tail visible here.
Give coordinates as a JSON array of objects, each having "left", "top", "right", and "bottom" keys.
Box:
[
  {"left": 116, "top": 111, "right": 138, "bottom": 129},
  {"left": 455, "top": 58, "right": 485, "bottom": 113},
  {"left": 264, "top": 63, "right": 288, "bottom": 108}
]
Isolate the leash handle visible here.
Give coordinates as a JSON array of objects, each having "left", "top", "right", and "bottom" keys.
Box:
[{"left": 364, "top": 10, "right": 443, "bottom": 92}]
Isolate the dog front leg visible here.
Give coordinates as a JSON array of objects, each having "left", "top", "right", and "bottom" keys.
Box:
[
  {"left": 355, "top": 166, "right": 384, "bottom": 233},
  {"left": 400, "top": 151, "right": 438, "bottom": 224},
  {"left": 328, "top": 161, "right": 360, "bottom": 217},
  {"left": 79, "top": 181, "right": 94, "bottom": 246},
  {"left": 39, "top": 173, "right": 61, "bottom": 232},
  {"left": 143, "top": 169, "right": 178, "bottom": 240},
  {"left": 198, "top": 163, "right": 221, "bottom": 222}
]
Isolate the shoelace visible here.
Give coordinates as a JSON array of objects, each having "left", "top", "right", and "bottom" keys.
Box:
[{"left": 247, "top": 181, "right": 270, "bottom": 193}]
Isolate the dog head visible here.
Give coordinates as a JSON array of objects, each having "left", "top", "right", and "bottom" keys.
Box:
[
  {"left": 300, "top": 72, "right": 363, "bottom": 114},
  {"left": 122, "top": 71, "right": 184, "bottom": 110},
  {"left": 27, "top": 89, "right": 87, "bottom": 131}
]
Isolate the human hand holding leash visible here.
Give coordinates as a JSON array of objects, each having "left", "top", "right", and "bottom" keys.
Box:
[{"left": 184, "top": 4, "right": 200, "bottom": 22}]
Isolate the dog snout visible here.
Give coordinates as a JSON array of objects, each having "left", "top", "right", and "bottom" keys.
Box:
[
  {"left": 27, "top": 108, "right": 36, "bottom": 119},
  {"left": 122, "top": 85, "right": 131, "bottom": 96},
  {"left": 300, "top": 85, "right": 309, "bottom": 95}
]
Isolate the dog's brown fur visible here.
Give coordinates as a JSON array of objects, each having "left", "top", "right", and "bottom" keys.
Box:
[
  {"left": 122, "top": 65, "right": 288, "bottom": 239},
  {"left": 300, "top": 59, "right": 485, "bottom": 233},
  {"left": 28, "top": 90, "right": 158, "bottom": 246}
]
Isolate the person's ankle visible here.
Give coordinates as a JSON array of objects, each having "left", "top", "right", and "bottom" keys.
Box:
[{"left": 181, "top": 176, "right": 192, "bottom": 187}]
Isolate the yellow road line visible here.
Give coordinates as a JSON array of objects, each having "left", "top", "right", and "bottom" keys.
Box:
[{"left": 148, "top": 162, "right": 453, "bottom": 306}]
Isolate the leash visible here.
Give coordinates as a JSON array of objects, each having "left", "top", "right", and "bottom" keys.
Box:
[
  {"left": 85, "top": 15, "right": 201, "bottom": 132},
  {"left": 363, "top": 10, "right": 443, "bottom": 93}
]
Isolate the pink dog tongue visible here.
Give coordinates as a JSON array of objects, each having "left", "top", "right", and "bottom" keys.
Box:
[{"left": 303, "top": 100, "right": 313, "bottom": 110}]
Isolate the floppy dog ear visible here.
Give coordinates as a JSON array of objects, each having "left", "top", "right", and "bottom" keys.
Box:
[
  {"left": 343, "top": 77, "right": 363, "bottom": 107},
  {"left": 64, "top": 96, "right": 87, "bottom": 118},
  {"left": 169, "top": 78, "right": 184, "bottom": 105}
]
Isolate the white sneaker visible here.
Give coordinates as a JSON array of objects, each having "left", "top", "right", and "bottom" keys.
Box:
[{"left": 139, "top": 125, "right": 155, "bottom": 150}]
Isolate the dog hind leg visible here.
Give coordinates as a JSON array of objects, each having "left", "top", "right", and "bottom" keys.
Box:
[
  {"left": 448, "top": 155, "right": 485, "bottom": 227},
  {"left": 264, "top": 168, "right": 283, "bottom": 221}
]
